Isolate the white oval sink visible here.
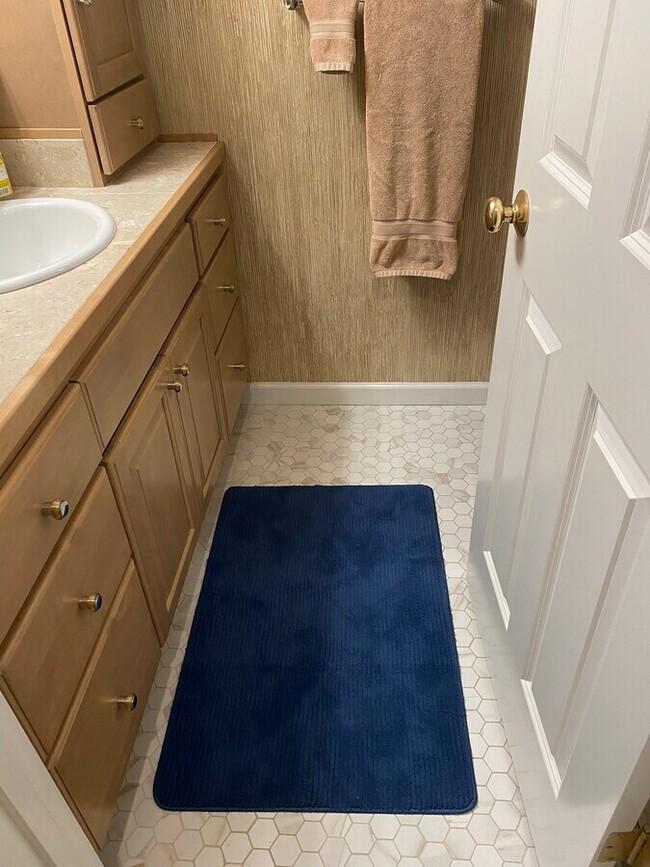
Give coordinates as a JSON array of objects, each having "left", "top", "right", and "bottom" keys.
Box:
[{"left": 0, "top": 198, "right": 116, "bottom": 295}]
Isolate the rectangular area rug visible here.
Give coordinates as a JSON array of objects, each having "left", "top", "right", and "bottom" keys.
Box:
[{"left": 154, "top": 485, "right": 477, "bottom": 813}]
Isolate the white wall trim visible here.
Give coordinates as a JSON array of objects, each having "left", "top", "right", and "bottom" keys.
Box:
[
  {"left": 245, "top": 382, "right": 488, "bottom": 406},
  {"left": 0, "top": 694, "right": 102, "bottom": 867}
]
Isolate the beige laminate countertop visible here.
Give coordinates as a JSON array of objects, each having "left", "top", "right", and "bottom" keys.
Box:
[
  {"left": 0, "top": 140, "right": 225, "bottom": 474},
  {"left": 0, "top": 142, "right": 214, "bottom": 407}
]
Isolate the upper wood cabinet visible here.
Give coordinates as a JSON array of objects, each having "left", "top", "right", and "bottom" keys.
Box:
[
  {"left": 61, "top": 0, "right": 145, "bottom": 101},
  {"left": 104, "top": 357, "right": 201, "bottom": 644}
]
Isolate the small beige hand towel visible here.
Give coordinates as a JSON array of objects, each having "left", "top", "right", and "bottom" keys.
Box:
[
  {"left": 365, "top": 0, "right": 484, "bottom": 279},
  {"left": 302, "top": 0, "right": 360, "bottom": 73}
]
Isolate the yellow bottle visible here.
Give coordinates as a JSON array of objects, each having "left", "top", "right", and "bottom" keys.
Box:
[{"left": 0, "top": 152, "right": 13, "bottom": 198}]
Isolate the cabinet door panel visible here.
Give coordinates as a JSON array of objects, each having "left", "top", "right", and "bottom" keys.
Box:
[
  {"left": 104, "top": 358, "right": 199, "bottom": 643},
  {"left": 164, "top": 290, "right": 227, "bottom": 511},
  {"left": 216, "top": 302, "right": 249, "bottom": 434},
  {"left": 62, "top": 0, "right": 145, "bottom": 100},
  {"left": 54, "top": 564, "right": 159, "bottom": 847},
  {"left": 202, "top": 233, "right": 239, "bottom": 350}
]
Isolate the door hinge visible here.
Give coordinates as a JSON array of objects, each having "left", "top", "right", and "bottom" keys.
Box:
[{"left": 598, "top": 827, "right": 650, "bottom": 866}]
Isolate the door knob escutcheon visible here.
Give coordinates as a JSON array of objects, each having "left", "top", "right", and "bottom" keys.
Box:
[{"left": 484, "top": 189, "right": 530, "bottom": 237}]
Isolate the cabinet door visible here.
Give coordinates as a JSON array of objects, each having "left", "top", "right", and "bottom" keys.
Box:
[
  {"left": 104, "top": 358, "right": 200, "bottom": 643},
  {"left": 216, "top": 302, "right": 249, "bottom": 435},
  {"left": 62, "top": 0, "right": 145, "bottom": 101},
  {"left": 164, "top": 290, "right": 227, "bottom": 512}
]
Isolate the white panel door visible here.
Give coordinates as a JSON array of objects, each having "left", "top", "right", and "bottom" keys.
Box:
[{"left": 468, "top": 2, "right": 650, "bottom": 865}]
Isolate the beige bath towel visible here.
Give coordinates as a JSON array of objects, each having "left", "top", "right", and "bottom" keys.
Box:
[
  {"left": 304, "top": 0, "right": 484, "bottom": 280},
  {"left": 302, "top": 0, "right": 359, "bottom": 73}
]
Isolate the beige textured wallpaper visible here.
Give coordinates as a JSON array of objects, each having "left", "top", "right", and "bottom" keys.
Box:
[{"left": 136, "top": 0, "right": 535, "bottom": 383}]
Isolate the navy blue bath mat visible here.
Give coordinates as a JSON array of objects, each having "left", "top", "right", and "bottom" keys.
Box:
[{"left": 154, "top": 485, "right": 477, "bottom": 813}]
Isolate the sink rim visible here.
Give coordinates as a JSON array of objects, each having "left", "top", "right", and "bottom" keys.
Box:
[{"left": 0, "top": 197, "right": 117, "bottom": 295}]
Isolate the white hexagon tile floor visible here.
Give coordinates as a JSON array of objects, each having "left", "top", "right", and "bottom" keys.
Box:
[{"left": 100, "top": 404, "right": 538, "bottom": 867}]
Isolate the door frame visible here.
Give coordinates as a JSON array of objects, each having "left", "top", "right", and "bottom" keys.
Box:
[{"left": 0, "top": 693, "right": 102, "bottom": 867}]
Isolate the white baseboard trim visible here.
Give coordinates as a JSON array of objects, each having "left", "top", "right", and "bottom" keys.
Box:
[{"left": 245, "top": 382, "right": 488, "bottom": 406}]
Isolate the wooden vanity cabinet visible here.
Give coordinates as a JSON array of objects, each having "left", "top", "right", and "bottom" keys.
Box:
[
  {"left": 163, "top": 289, "right": 228, "bottom": 512},
  {"left": 0, "top": 151, "right": 251, "bottom": 850},
  {"left": 104, "top": 357, "right": 201, "bottom": 644},
  {"left": 60, "top": 0, "right": 145, "bottom": 101}
]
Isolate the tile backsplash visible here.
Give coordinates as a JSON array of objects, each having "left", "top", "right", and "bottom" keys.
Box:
[{"left": 0, "top": 138, "right": 92, "bottom": 188}]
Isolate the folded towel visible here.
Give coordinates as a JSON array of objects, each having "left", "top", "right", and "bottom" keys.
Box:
[
  {"left": 304, "top": 0, "right": 484, "bottom": 279},
  {"left": 366, "top": 0, "right": 484, "bottom": 279},
  {"left": 302, "top": 0, "right": 360, "bottom": 73}
]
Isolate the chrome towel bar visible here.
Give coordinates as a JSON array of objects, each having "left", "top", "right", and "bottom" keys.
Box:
[{"left": 285, "top": 0, "right": 364, "bottom": 7}]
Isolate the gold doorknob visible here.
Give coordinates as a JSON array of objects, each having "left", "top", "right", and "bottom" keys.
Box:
[
  {"left": 164, "top": 381, "right": 183, "bottom": 393},
  {"left": 117, "top": 693, "right": 138, "bottom": 711},
  {"left": 484, "top": 189, "right": 530, "bottom": 237},
  {"left": 174, "top": 363, "right": 191, "bottom": 377},
  {"left": 78, "top": 594, "right": 103, "bottom": 612},
  {"left": 41, "top": 499, "right": 70, "bottom": 520}
]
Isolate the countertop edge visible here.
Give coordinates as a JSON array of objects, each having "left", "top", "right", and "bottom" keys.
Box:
[{"left": 0, "top": 141, "right": 226, "bottom": 477}]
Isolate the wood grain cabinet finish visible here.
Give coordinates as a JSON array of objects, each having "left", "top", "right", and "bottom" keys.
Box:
[
  {"left": 53, "top": 563, "right": 159, "bottom": 847},
  {"left": 163, "top": 290, "right": 227, "bottom": 511},
  {"left": 202, "top": 233, "right": 240, "bottom": 349},
  {"left": 61, "top": 0, "right": 145, "bottom": 101},
  {"left": 1, "top": 468, "right": 131, "bottom": 755},
  {"left": 188, "top": 173, "right": 231, "bottom": 273},
  {"left": 76, "top": 224, "right": 198, "bottom": 447},
  {"left": 88, "top": 78, "right": 159, "bottom": 175},
  {"left": 216, "top": 302, "right": 249, "bottom": 434},
  {"left": 0, "top": 384, "right": 101, "bottom": 645},
  {"left": 104, "top": 357, "right": 201, "bottom": 644}
]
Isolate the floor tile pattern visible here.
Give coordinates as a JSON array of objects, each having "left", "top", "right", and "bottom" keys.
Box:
[{"left": 100, "top": 404, "right": 537, "bottom": 867}]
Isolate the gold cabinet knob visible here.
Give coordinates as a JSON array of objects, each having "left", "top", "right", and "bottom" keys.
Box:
[
  {"left": 78, "top": 593, "right": 102, "bottom": 612},
  {"left": 206, "top": 218, "right": 227, "bottom": 226},
  {"left": 41, "top": 499, "right": 70, "bottom": 520},
  {"left": 484, "top": 189, "right": 530, "bottom": 237},
  {"left": 217, "top": 285, "right": 236, "bottom": 294},
  {"left": 228, "top": 364, "right": 246, "bottom": 371},
  {"left": 128, "top": 117, "right": 145, "bottom": 130},
  {"left": 116, "top": 693, "right": 138, "bottom": 711},
  {"left": 173, "top": 363, "right": 191, "bottom": 377},
  {"left": 76, "top": 0, "right": 92, "bottom": 5},
  {"left": 164, "top": 381, "right": 183, "bottom": 393}
]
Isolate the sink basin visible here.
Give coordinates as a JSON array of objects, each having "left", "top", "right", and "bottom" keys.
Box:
[{"left": 0, "top": 197, "right": 116, "bottom": 294}]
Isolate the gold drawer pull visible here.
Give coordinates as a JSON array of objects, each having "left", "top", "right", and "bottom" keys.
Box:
[
  {"left": 116, "top": 693, "right": 138, "bottom": 712},
  {"left": 228, "top": 364, "right": 246, "bottom": 371},
  {"left": 164, "top": 381, "right": 183, "bottom": 393},
  {"left": 217, "top": 285, "right": 236, "bottom": 294},
  {"left": 128, "top": 117, "right": 145, "bottom": 130},
  {"left": 76, "top": 0, "right": 92, "bottom": 5},
  {"left": 78, "top": 593, "right": 103, "bottom": 612},
  {"left": 206, "top": 218, "right": 227, "bottom": 226},
  {"left": 173, "top": 363, "right": 191, "bottom": 377},
  {"left": 41, "top": 499, "right": 70, "bottom": 520}
]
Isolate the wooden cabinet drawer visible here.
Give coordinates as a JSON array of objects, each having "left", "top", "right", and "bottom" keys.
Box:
[
  {"left": 54, "top": 564, "right": 159, "bottom": 846},
  {"left": 202, "top": 233, "right": 240, "bottom": 350},
  {"left": 164, "top": 290, "right": 227, "bottom": 510},
  {"left": 216, "top": 302, "right": 249, "bottom": 434},
  {"left": 1, "top": 469, "right": 131, "bottom": 755},
  {"left": 0, "top": 385, "right": 101, "bottom": 646},
  {"left": 88, "top": 78, "right": 158, "bottom": 175},
  {"left": 188, "top": 173, "right": 231, "bottom": 273},
  {"left": 61, "top": 0, "right": 145, "bottom": 101},
  {"left": 76, "top": 224, "right": 198, "bottom": 447},
  {"left": 104, "top": 357, "right": 200, "bottom": 643}
]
